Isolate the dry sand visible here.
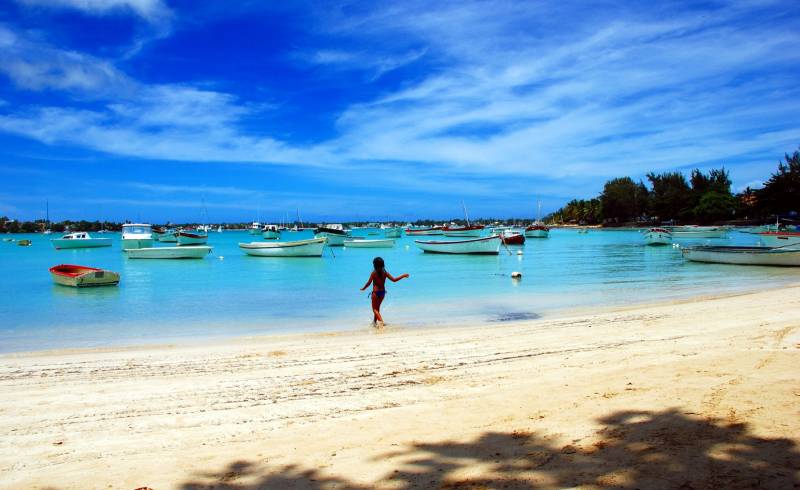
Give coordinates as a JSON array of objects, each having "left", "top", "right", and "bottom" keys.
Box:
[{"left": 1, "top": 285, "right": 799, "bottom": 489}]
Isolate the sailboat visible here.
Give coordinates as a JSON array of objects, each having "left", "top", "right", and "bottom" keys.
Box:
[
  {"left": 43, "top": 200, "right": 52, "bottom": 235},
  {"left": 443, "top": 201, "right": 484, "bottom": 237},
  {"left": 524, "top": 199, "right": 550, "bottom": 238}
]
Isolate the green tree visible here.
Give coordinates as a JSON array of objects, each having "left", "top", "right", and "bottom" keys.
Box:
[
  {"left": 646, "top": 172, "right": 690, "bottom": 220},
  {"left": 692, "top": 191, "right": 737, "bottom": 223},
  {"left": 756, "top": 149, "right": 800, "bottom": 215}
]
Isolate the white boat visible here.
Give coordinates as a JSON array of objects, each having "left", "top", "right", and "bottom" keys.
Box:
[
  {"left": 51, "top": 232, "right": 112, "bottom": 249},
  {"left": 121, "top": 224, "right": 153, "bottom": 250},
  {"left": 415, "top": 235, "right": 501, "bottom": 254},
  {"left": 262, "top": 225, "right": 281, "bottom": 239},
  {"left": 405, "top": 226, "right": 444, "bottom": 236},
  {"left": 125, "top": 246, "right": 211, "bottom": 259},
  {"left": 524, "top": 224, "right": 549, "bottom": 238},
  {"left": 217, "top": 226, "right": 223, "bottom": 233},
  {"left": 249, "top": 222, "right": 262, "bottom": 235},
  {"left": 668, "top": 226, "right": 727, "bottom": 239},
  {"left": 682, "top": 246, "right": 800, "bottom": 266},
  {"left": 158, "top": 229, "right": 178, "bottom": 242},
  {"left": 344, "top": 238, "right": 395, "bottom": 248},
  {"left": 315, "top": 225, "right": 347, "bottom": 246},
  {"left": 442, "top": 225, "right": 484, "bottom": 237},
  {"left": 383, "top": 227, "right": 403, "bottom": 238},
  {"left": 644, "top": 228, "right": 672, "bottom": 246},
  {"left": 239, "top": 237, "right": 326, "bottom": 257},
  {"left": 176, "top": 230, "right": 208, "bottom": 245},
  {"left": 756, "top": 232, "right": 800, "bottom": 247}
]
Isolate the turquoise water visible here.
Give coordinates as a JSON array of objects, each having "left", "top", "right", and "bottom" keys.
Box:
[{"left": 0, "top": 229, "right": 796, "bottom": 353}]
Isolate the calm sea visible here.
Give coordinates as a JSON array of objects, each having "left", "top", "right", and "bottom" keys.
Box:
[{"left": 0, "top": 229, "right": 795, "bottom": 353}]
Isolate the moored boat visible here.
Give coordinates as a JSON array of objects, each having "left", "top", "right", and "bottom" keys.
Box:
[
  {"left": 756, "top": 231, "right": 800, "bottom": 247},
  {"left": 644, "top": 228, "right": 672, "bottom": 246},
  {"left": 499, "top": 230, "right": 525, "bottom": 245},
  {"left": 314, "top": 225, "right": 347, "bottom": 246},
  {"left": 415, "top": 235, "right": 501, "bottom": 255},
  {"left": 262, "top": 224, "right": 281, "bottom": 239},
  {"left": 125, "top": 246, "right": 211, "bottom": 259},
  {"left": 121, "top": 224, "right": 153, "bottom": 250},
  {"left": 344, "top": 238, "right": 395, "bottom": 248},
  {"left": 158, "top": 229, "right": 178, "bottom": 242},
  {"left": 176, "top": 230, "right": 208, "bottom": 245},
  {"left": 49, "top": 264, "right": 120, "bottom": 287},
  {"left": 240, "top": 237, "right": 326, "bottom": 257},
  {"left": 405, "top": 226, "right": 444, "bottom": 236},
  {"left": 383, "top": 227, "right": 403, "bottom": 238},
  {"left": 17, "top": 239, "right": 32, "bottom": 246},
  {"left": 524, "top": 223, "right": 549, "bottom": 238},
  {"left": 442, "top": 225, "right": 484, "bottom": 237},
  {"left": 668, "top": 226, "right": 727, "bottom": 239},
  {"left": 249, "top": 222, "right": 262, "bottom": 235},
  {"left": 51, "top": 232, "right": 112, "bottom": 250},
  {"left": 681, "top": 246, "right": 800, "bottom": 266}
]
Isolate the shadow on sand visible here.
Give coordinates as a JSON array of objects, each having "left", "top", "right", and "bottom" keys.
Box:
[{"left": 178, "top": 408, "right": 799, "bottom": 489}]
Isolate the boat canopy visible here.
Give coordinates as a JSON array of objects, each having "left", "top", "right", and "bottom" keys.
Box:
[{"left": 122, "top": 224, "right": 152, "bottom": 234}]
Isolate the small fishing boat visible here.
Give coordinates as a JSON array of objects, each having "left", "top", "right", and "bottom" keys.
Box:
[
  {"left": 51, "top": 232, "right": 112, "bottom": 250},
  {"left": 383, "top": 227, "right": 403, "bottom": 238},
  {"left": 49, "top": 264, "right": 120, "bottom": 287},
  {"left": 644, "top": 228, "right": 672, "bottom": 246},
  {"left": 240, "top": 237, "right": 326, "bottom": 257},
  {"left": 262, "top": 224, "right": 281, "bottom": 239},
  {"left": 176, "top": 230, "right": 208, "bottom": 246},
  {"left": 121, "top": 224, "right": 153, "bottom": 250},
  {"left": 125, "top": 246, "right": 211, "bottom": 259},
  {"left": 158, "top": 229, "right": 178, "bottom": 242},
  {"left": 249, "top": 222, "right": 262, "bottom": 235},
  {"left": 577, "top": 228, "right": 589, "bottom": 234},
  {"left": 668, "top": 226, "right": 727, "bottom": 239},
  {"left": 499, "top": 230, "right": 525, "bottom": 245},
  {"left": 17, "top": 239, "right": 32, "bottom": 247},
  {"left": 344, "top": 238, "right": 396, "bottom": 248},
  {"left": 756, "top": 231, "right": 800, "bottom": 247},
  {"left": 315, "top": 224, "right": 348, "bottom": 246},
  {"left": 415, "top": 235, "right": 501, "bottom": 255},
  {"left": 681, "top": 246, "right": 800, "bottom": 266},
  {"left": 524, "top": 223, "right": 549, "bottom": 238},
  {"left": 443, "top": 225, "right": 484, "bottom": 237},
  {"left": 405, "top": 226, "right": 444, "bottom": 236}
]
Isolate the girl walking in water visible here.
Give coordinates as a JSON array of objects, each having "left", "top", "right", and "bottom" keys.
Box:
[{"left": 360, "top": 257, "right": 409, "bottom": 327}]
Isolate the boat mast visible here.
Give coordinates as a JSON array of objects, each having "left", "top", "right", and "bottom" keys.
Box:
[
  {"left": 45, "top": 200, "right": 49, "bottom": 231},
  {"left": 462, "top": 200, "right": 470, "bottom": 227}
]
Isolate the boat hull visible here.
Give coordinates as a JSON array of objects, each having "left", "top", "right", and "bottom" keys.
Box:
[
  {"left": 682, "top": 246, "right": 800, "bottom": 266},
  {"left": 239, "top": 238, "right": 326, "bottom": 257},
  {"left": 384, "top": 228, "right": 403, "bottom": 238},
  {"left": 499, "top": 233, "right": 525, "bottom": 245},
  {"left": 524, "top": 229, "right": 549, "bottom": 238},
  {"left": 262, "top": 230, "right": 281, "bottom": 239},
  {"left": 644, "top": 230, "right": 672, "bottom": 245},
  {"left": 125, "top": 246, "right": 211, "bottom": 259},
  {"left": 49, "top": 265, "right": 120, "bottom": 287},
  {"left": 51, "top": 238, "right": 112, "bottom": 249},
  {"left": 315, "top": 232, "right": 345, "bottom": 246},
  {"left": 344, "top": 239, "right": 395, "bottom": 248},
  {"left": 405, "top": 228, "right": 444, "bottom": 236},
  {"left": 415, "top": 236, "right": 501, "bottom": 254},
  {"left": 158, "top": 233, "right": 178, "bottom": 243},
  {"left": 176, "top": 233, "right": 208, "bottom": 245},
  {"left": 121, "top": 238, "right": 153, "bottom": 250},
  {"left": 757, "top": 233, "right": 800, "bottom": 247}
]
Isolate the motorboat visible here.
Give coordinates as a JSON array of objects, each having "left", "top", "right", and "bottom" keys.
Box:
[
  {"left": 756, "top": 231, "right": 800, "bottom": 247},
  {"left": 262, "top": 224, "right": 281, "bottom": 239},
  {"left": 17, "top": 239, "right": 32, "bottom": 246},
  {"left": 524, "top": 223, "right": 549, "bottom": 238},
  {"left": 499, "top": 230, "right": 525, "bottom": 245},
  {"left": 49, "top": 264, "right": 120, "bottom": 287},
  {"left": 405, "top": 226, "right": 444, "bottom": 236},
  {"left": 51, "top": 232, "right": 112, "bottom": 249},
  {"left": 315, "top": 225, "right": 347, "bottom": 246},
  {"left": 415, "top": 235, "right": 501, "bottom": 254},
  {"left": 681, "top": 246, "right": 800, "bottom": 266},
  {"left": 239, "top": 237, "right": 326, "bottom": 257},
  {"left": 644, "top": 228, "right": 672, "bottom": 246},
  {"left": 125, "top": 246, "right": 211, "bottom": 259},
  {"left": 249, "top": 222, "right": 262, "bottom": 235},
  {"left": 668, "top": 226, "right": 727, "bottom": 239},
  {"left": 383, "top": 227, "right": 403, "bottom": 238},
  {"left": 176, "top": 230, "right": 208, "bottom": 245},
  {"left": 158, "top": 229, "right": 178, "bottom": 242},
  {"left": 121, "top": 224, "right": 153, "bottom": 250},
  {"left": 344, "top": 238, "right": 395, "bottom": 248},
  {"left": 442, "top": 225, "right": 484, "bottom": 237}
]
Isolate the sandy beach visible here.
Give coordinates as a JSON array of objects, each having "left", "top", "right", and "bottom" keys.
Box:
[{"left": 1, "top": 285, "right": 799, "bottom": 489}]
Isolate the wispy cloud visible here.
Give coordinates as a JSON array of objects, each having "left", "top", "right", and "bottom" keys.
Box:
[{"left": 16, "top": 0, "right": 172, "bottom": 25}]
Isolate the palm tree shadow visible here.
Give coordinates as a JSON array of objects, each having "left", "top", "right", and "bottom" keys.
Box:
[{"left": 179, "top": 408, "right": 799, "bottom": 489}]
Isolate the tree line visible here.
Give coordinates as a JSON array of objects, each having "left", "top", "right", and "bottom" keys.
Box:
[{"left": 549, "top": 148, "right": 799, "bottom": 225}]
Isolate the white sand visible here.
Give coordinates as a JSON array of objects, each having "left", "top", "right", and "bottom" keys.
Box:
[{"left": 1, "top": 285, "right": 799, "bottom": 488}]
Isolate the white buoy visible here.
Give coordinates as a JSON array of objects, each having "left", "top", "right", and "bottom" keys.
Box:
[
  {"left": 517, "top": 250, "right": 523, "bottom": 255},
  {"left": 511, "top": 271, "right": 522, "bottom": 279},
  {"left": 219, "top": 256, "right": 225, "bottom": 260}
]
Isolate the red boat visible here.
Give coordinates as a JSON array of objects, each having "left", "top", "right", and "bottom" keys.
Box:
[
  {"left": 499, "top": 231, "right": 525, "bottom": 245},
  {"left": 49, "top": 264, "right": 120, "bottom": 287}
]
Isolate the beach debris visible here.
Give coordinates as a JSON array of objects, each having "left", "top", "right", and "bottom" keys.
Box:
[{"left": 511, "top": 271, "right": 522, "bottom": 279}]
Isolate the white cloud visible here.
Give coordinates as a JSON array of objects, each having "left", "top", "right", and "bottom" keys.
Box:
[{"left": 17, "top": 0, "right": 171, "bottom": 24}]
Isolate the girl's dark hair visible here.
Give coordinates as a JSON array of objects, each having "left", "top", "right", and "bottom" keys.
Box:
[{"left": 373, "top": 257, "right": 385, "bottom": 277}]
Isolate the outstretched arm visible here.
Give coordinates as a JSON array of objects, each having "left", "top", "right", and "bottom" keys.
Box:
[
  {"left": 386, "top": 271, "right": 410, "bottom": 282},
  {"left": 360, "top": 272, "right": 374, "bottom": 291}
]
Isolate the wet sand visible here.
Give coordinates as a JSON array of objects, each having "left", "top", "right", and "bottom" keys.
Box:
[{"left": 1, "top": 285, "right": 799, "bottom": 488}]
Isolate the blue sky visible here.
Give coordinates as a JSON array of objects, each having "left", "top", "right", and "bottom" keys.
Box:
[{"left": 0, "top": 0, "right": 798, "bottom": 223}]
